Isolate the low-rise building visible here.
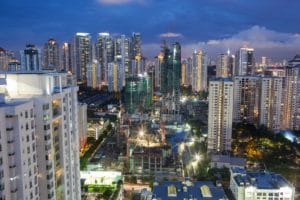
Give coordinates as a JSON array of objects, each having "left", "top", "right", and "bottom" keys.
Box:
[
  {"left": 230, "top": 168, "right": 295, "bottom": 200},
  {"left": 210, "top": 154, "right": 246, "bottom": 169},
  {"left": 152, "top": 180, "right": 228, "bottom": 199}
]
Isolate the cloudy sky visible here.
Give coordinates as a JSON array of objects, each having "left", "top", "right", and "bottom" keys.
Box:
[{"left": 1, "top": 0, "right": 300, "bottom": 61}]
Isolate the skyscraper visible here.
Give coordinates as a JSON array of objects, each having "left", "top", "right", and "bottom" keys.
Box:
[
  {"left": 259, "top": 77, "right": 283, "bottom": 131},
  {"left": 107, "top": 60, "right": 123, "bottom": 92},
  {"left": 0, "top": 72, "right": 81, "bottom": 200},
  {"left": 235, "top": 47, "right": 254, "bottom": 76},
  {"left": 43, "top": 38, "right": 59, "bottom": 70},
  {"left": 154, "top": 53, "right": 163, "bottom": 90},
  {"left": 131, "top": 32, "right": 141, "bottom": 59},
  {"left": 95, "top": 32, "right": 114, "bottom": 86},
  {"left": 208, "top": 78, "right": 233, "bottom": 152},
  {"left": 61, "top": 42, "right": 72, "bottom": 72},
  {"left": 160, "top": 42, "right": 181, "bottom": 114},
  {"left": 0, "top": 47, "right": 15, "bottom": 71},
  {"left": 20, "top": 44, "right": 42, "bottom": 71},
  {"left": 233, "top": 76, "right": 260, "bottom": 125},
  {"left": 283, "top": 56, "right": 300, "bottom": 130},
  {"left": 86, "top": 59, "right": 101, "bottom": 89},
  {"left": 73, "top": 33, "right": 92, "bottom": 82},
  {"left": 216, "top": 53, "right": 229, "bottom": 78},
  {"left": 191, "top": 50, "right": 207, "bottom": 92}
]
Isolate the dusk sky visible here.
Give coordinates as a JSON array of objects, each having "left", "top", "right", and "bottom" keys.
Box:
[{"left": 1, "top": 0, "right": 300, "bottom": 61}]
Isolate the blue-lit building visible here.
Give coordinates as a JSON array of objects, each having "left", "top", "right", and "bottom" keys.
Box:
[
  {"left": 152, "top": 180, "right": 228, "bottom": 200},
  {"left": 230, "top": 168, "right": 295, "bottom": 200}
]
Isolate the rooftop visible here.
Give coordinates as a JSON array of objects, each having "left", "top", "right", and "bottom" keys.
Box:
[
  {"left": 231, "top": 168, "right": 293, "bottom": 190},
  {"left": 152, "top": 181, "right": 227, "bottom": 200}
]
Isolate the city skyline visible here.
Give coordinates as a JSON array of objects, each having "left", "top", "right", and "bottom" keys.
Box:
[{"left": 1, "top": 0, "right": 300, "bottom": 60}]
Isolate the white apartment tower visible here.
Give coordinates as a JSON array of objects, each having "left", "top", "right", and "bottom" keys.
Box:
[
  {"left": 208, "top": 78, "right": 233, "bottom": 152},
  {"left": 0, "top": 97, "right": 39, "bottom": 200},
  {"left": 0, "top": 72, "right": 81, "bottom": 200},
  {"left": 259, "top": 77, "right": 283, "bottom": 131}
]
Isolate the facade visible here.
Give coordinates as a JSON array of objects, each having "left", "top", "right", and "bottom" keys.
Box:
[
  {"left": 73, "top": 32, "right": 92, "bottom": 82},
  {"left": 124, "top": 74, "right": 152, "bottom": 114},
  {"left": 192, "top": 50, "right": 207, "bottom": 92},
  {"left": 20, "top": 44, "right": 42, "bottom": 71},
  {"left": 154, "top": 53, "right": 163, "bottom": 89},
  {"left": 86, "top": 59, "right": 101, "bottom": 89},
  {"left": 131, "top": 32, "right": 141, "bottom": 59},
  {"left": 235, "top": 48, "right": 255, "bottom": 76},
  {"left": 283, "top": 64, "right": 300, "bottom": 130},
  {"left": 61, "top": 42, "right": 72, "bottom": 72},
  {"left": 216, "top": 53, "right": 229, "bottom": 78},
  {"left": 259, "top": 77, "right": 283, "bottom": 131},
  {"left": 0, "top": 99, "right": 39, "bottom": 200},
  {"left": 0, "top": 72, "right": 81, "bottom": 200},
  {"left": 230, "top": 168, "right": 295, "bottom": 200},
  {"left": 207, "top": 78, "right": 233, "bottom": 152},
  {"left": 152, "top": 180, "right": 227, "bottom": 200},
  {"left": 107, "top": 61, "right": 123, "bottom": 92},
  {"left": 233, "top": 76, "right": 260, "bottom": 125},
  {"left": 95, "top": 32, "right": 114, "bottom": 85},
  {"left": 43, "top": 38, "right": 59, "bottom": 70},
  {"left": 78, "top": 103, "right": 87, "bottom": 152},
  {"left": 210, "top": 154, "right": 246, "bottom": 169}
]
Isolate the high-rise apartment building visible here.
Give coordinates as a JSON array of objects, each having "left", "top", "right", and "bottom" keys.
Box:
[
  {"left": 86, "top": 59, "right": 101, "bottom": 89},
  {"left": 95, "top": 33, "right": 114, "bottom": 85},
  {"left": 233, "top": 76, "right": 260, "bottom": 125},
  {"left": 216, "top": 53, "right": 229, "bottom": 78},
  {"left": 154, "top": 53, "right": 163, "bottom": 89},
  {"left": 20, "top": 44, "right": 42, "bottom": 71},
  {"left": 131, "top": 32, "right": 141, "bottom": 59},
  {"left": 208, "top": 78, "right": 233, "bottom": 152},
  {"left": 235, "top": 47, "right": 254, "bottom": 76},
  {"left": 73, "top": 33, "right": 92, "bottom": 82},
  {"left": 43, "top": 38, "right": 59, "bottom": 70},
  {"left": 61, "top": 42, "right": 72, "bottom": 72},
  {"left": 107, "top": 61, "right": 123, "bottom": 92},
  {"left": 191, "top": 50, "right": 207, "bottom": 92},
  {"left": 283, "top": 57, "right": 300, "bottom": 130},
  {"left": 259, "top": 77, "right": 283, "bottom": 131},
  {"left": 0, "top": 72, "right": 81, "bottom": 200}
]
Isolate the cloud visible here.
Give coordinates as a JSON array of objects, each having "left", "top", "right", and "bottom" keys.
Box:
[
  {"left": 159, "top": 32, "right": 183, "bottom": 38},
  {"left": 97, "top": 0, "right": 143, "bottom": 5},
  {"left": 144, "top": 26, "right": 300, "bottom": 61}
]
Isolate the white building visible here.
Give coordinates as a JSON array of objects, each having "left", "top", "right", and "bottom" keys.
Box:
[
  {"left": 0, "top": 98, "right": 39, "bottom": 200},
  {"left": 0, "top": 72, "right": 81, "bottom": 200},
  {"left": 230, "top": 168, "right": 295, "bottom": 200},
  {"left": 259, "top": 77, "right": 283, "bottom": 131},
  {"left": 208, "top": 78, "right": 233, "bottom": 152}
]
